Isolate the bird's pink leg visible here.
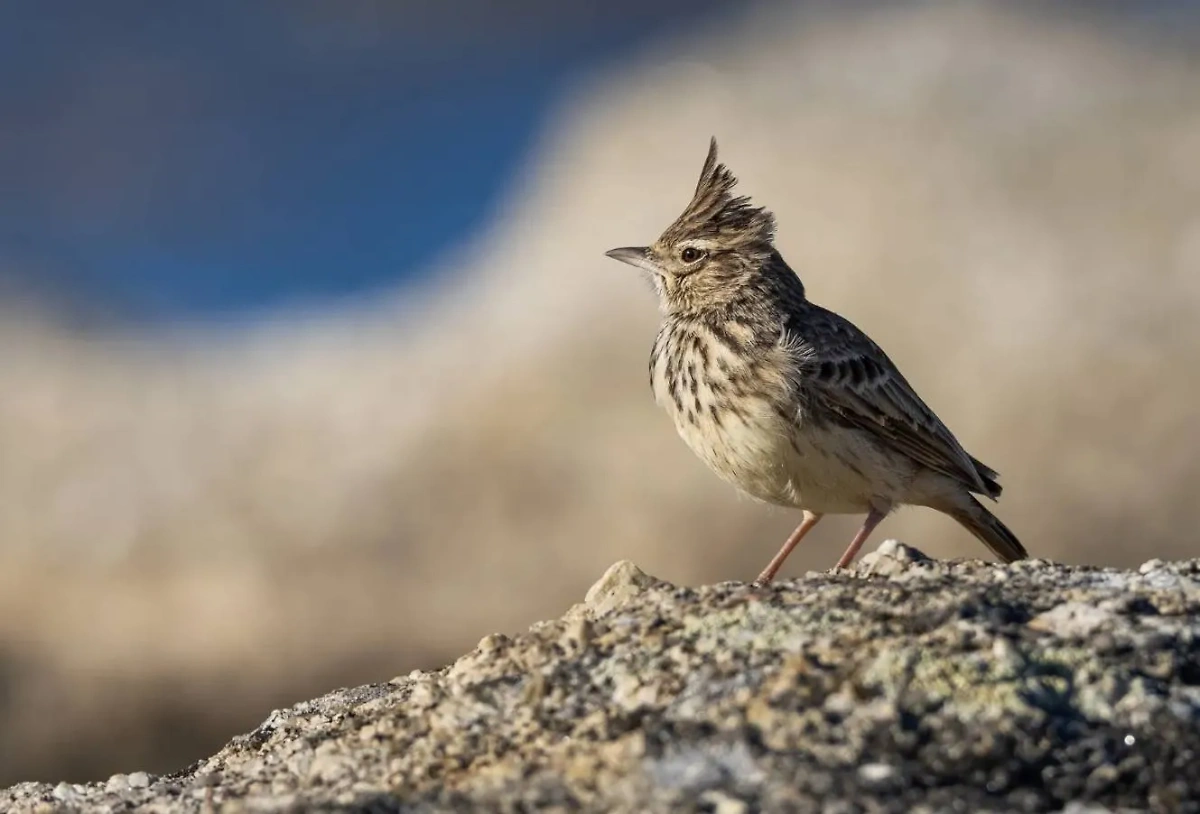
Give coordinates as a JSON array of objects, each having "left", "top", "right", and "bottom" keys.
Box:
[
  {"left": 834, "top": 507, "right": 888, "bottom": 569},
  {"left": 754, "top": 511, "right": 823, "bottom": 585}
]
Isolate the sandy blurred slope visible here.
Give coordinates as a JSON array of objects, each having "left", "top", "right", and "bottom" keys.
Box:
[{"left": 3, "top": 1, "right": 1200, "bottom": 784}]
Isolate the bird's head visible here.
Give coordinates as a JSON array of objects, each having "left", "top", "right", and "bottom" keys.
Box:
[{"left": 606, "top": 138, "right": 779, "bottom": 313}]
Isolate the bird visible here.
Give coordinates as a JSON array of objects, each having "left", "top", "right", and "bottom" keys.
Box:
[{"left": 605, "top": 138, "right": 1026, "bottom": 584}]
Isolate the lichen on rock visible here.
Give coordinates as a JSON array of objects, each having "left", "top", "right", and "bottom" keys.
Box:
[{"left": 5, "top": 542, "right": 1200, "bottom": 813}]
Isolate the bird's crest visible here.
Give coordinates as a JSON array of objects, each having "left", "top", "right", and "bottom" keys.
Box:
[{"left": 667, "top": 138, "right": 776, "bottom": 249}]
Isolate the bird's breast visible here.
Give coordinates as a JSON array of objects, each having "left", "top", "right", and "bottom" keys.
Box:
[
  {"left": 648, "top": 319, "right": 894, "bottom": 513},
  {"left": 650, "top": 321, "right": 802, "bottom": 504}
]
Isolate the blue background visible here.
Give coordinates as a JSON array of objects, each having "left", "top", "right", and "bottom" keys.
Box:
[{"left": 0, "top": 0, "right": 1192, "bottom": 323}]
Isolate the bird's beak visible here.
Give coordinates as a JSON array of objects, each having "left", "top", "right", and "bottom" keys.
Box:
[{"left": 604, "top": 246, "right": 660, "bottom": 274}]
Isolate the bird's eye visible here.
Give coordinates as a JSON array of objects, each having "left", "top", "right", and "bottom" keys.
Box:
[{"left": 680, "top": 247, "right": 706, "bottom": 263}]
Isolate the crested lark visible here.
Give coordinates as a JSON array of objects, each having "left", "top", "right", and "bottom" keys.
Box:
[{"left": 606, "top": 139, "right": 1027, "bottom": 584}]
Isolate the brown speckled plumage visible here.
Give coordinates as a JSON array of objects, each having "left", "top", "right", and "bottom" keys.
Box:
[{"left": 606, "top": 138, "right": 1026, "bottom": 583}]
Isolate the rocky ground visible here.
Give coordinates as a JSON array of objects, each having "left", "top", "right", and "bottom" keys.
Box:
[{"left": 5, "top": 541, "right": 1200, "bottom": 813}]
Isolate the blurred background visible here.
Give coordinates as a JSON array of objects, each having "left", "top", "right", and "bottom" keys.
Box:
[{"left": 3, "top": 0, "right": 1200, "bottom": 786}]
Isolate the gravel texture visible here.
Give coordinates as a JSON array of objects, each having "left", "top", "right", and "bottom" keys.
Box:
[{"left": 5, "top": 541, "right": 1200, "bottom": 813}]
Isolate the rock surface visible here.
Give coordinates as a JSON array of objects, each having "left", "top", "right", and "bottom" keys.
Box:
[{"left": 5, "top": 541, "right": 1200, "bottom": 813}]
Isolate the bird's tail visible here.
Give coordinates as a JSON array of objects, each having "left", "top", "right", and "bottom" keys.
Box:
[{"left": 942, "top": 494, "right": 1027, "bottom": 563}]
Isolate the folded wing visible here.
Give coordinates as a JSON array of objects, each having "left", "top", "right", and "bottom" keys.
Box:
[{"left": 791, "top": 306, "right": 1001, "bottom": 499}]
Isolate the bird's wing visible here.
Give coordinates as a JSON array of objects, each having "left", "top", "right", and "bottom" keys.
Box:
[{"left": 789, "top": 305, "right": 998, "bottom": 498}]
